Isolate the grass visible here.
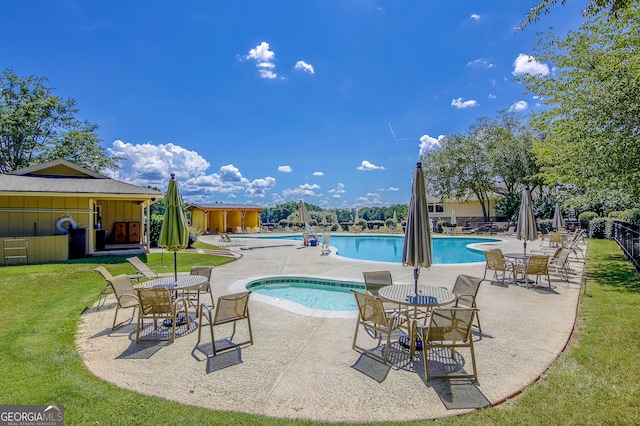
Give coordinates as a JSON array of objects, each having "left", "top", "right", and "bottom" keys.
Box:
[{"left": 0, "top": 239, "right": 638, "bottom": 425}]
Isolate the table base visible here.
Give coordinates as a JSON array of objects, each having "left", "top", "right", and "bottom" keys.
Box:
[
  {"left": 399, "top": 335, "right": 423, "bottom": 351},
  {"left": 163, "top": 314, "right": 188, "bottom": 327}
]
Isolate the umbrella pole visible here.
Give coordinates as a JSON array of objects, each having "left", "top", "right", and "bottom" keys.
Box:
[
  {"left": 174, "top": 252, "right": 178, "bottom": 281},
  {"left": 413, "top": 267, "right": 420, "bottom": 295},
  {"left": 524, "top": 241, "right": 527, "bottom": 255}
]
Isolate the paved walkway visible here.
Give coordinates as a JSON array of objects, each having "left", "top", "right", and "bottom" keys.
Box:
[{"left": 77, "top": 234, "right": 584, "bottom": 423}]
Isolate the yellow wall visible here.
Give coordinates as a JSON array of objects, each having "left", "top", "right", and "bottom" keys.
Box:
[
  {"left": 0, "top": 195, "right": 92, "bottom": 237},
  {"left": 0, "top": 235, "right": 69, "bottom": 264}
]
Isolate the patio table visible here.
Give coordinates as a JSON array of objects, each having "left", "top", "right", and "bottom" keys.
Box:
[
  {"left": 378, "top": 284, "right": 455, "bottom": 354},
  {"left": 138, "top": 275, "right": 207, "bottom": 326}
]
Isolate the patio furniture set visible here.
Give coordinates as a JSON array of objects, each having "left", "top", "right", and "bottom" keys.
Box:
[{"left": 95, "top": 257, "right": 253, "bottom": 354}]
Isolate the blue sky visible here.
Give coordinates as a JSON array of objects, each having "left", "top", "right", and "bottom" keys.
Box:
[{"left": 1, "top": 1, "right": 584, "bottom": 208}]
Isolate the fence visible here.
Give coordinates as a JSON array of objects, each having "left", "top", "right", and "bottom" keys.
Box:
[{"left": 612, "top": 221, "right": 640, "bottom": 272}]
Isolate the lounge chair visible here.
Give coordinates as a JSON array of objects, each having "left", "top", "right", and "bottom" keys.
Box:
[
  {"left": 320, "top": 232, "right": 331, "bottom": 255},
  {"left": 107, "top": 274, "right": 139, "bottom": 329},
  {"left": 411, "top": 307, "right": 478, "bottom": 381},
  {"left": 454, "top": 226, "right": 463, "bottom": 234},
  {"left": 350, "top": 290, "right": 405, "bottom": 365},
  {"left": 197, "top": 291, "right": 253, "bottom": 356},
  {"left": 482, "top": 249, "right": 515, "bottom": 285},
  {"left": 548, "top": 247, "right": 572, "bottom": 281},
  {"left": 448, "top": 274, "right": 483, "bottom": 332},
  {"left": 94, "top": 266, "right": 114, "bottom": 309},
  {"left": 126, "top": 256, "right": 171, "bottom": 280},
  {"left": 136, "top": 287, "right": 190, "bottom": 343},
  {"left": 236, "top": 226, "right": 245, "bottom": 234}
]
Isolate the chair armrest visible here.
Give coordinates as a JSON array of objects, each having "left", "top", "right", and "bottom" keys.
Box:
[
  {"left": 117, "top": 293, "right": 138, "bottom": 304},
  {"left": 453, "top": 294, "right": 476, "bottom": 307}
]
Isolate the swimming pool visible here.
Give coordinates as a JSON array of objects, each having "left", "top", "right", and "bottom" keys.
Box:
[
  {"left": 241, "top": 276, "right": 362, "bottom": 317},
  {"left": 257, "top": 235, "right": 500, "bottom": 263}
]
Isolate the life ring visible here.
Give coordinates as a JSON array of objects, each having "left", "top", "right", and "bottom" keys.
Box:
[{"left": 56, "top": 216, "right": 76, "bottom": 234}]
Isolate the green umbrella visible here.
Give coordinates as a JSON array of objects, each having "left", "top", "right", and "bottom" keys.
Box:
[
  {"left": 402, "top": 162, "right": 432, "bottom": 294},
  {"left": 516, "top": 186, "right": 538, "bottom": 254},
  {"left": 159, "top": 174, "right": 189, "bottom": 281}
]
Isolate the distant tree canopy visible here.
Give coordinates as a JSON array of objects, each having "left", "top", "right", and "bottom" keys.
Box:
[
  {"left": 0, "top": 69, "right": 121, "bottom": 173},
  {"left": 260, "top": 201, "right": 408, "bottom": 225}
]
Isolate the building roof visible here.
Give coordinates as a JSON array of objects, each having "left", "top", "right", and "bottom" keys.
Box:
[{"left": 0, "top": 160, "right": 163, "bottom": 198}]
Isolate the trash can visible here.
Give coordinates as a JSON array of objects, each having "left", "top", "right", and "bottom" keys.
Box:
[
  {"left": 69, "top": 228, "right": 87, "bottom": 259},
  {"left": 96, "top": 229, "right": 106, "bottom": 250}
]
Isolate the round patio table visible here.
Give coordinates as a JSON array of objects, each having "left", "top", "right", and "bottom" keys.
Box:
[
  {"left": 378, "top": 284, "right": 455, "bottom": 352},
  {"left": 138, "top": 275, "right": 207, "bottom": 326}
]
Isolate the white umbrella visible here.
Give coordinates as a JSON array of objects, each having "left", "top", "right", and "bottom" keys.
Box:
[
  {"left": 552, "top": 202, "right": 565, "bottom": 231},
  {"left": 402, "top": 162, "right": 432, "bottom": 294},
  {"left": 516, "top": 186, "right": 537, "bottom": 254},
  {"left": 450, "top": 209, "right": 457, "bottom": 226}
]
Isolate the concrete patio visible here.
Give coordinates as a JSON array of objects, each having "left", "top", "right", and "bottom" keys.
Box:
[{"left": 77, "top": 233, "right": 585, "bottom": 423}]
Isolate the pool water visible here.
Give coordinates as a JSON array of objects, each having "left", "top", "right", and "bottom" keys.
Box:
[
  {"left": 258, "top": 235, "right": 499, "bottom": 263},
  {"left": 247, "top": 276, "right": 363, "bottom": 311}
]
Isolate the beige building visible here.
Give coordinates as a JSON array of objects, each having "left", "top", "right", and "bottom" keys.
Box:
[
  {"left": 188, "top": 203, "right": 265, "bottom": 234},
  {"left": 0, "top": 160, "right": 162, "bottom": 264}
]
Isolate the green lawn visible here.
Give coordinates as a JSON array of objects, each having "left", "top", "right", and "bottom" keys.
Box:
[{"left": 0, "top": 239, "right": 638, "bottom": 425}]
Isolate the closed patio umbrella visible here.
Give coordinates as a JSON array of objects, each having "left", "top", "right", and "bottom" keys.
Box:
[
  {"left": 516, "top": 186, "right": 537, "bottom": 255},
  {"left": 402, "top": 162, "right": 432, "bottom": 295},
  {"left": 297, "top": 200, "right": 311, "bottom": 226},
  {"left": 552, "top": 202, "right": 565, "bottom": 231},
  {"left": 158, "top": 174, "right": 189, "bottom": 281},
  {"left": 450, "top": 209, "right": 457, "bottom": 226}
]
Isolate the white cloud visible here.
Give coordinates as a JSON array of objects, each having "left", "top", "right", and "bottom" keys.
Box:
[
  {"left": 418, "top": 134, "right": 445, "bottom": 156},
  {"left": 509, "top": 100, "right": 528, "bottom": 111},
  {"left": 107, "top": 140, "right": 209, "bottom": 186},
  {"left": 278, "top": 165, "right": 292, "bottom": 172},
  {"left": 470, "top": 14, "right": 480, "bottom": 20},
  {"left": 488, "top": 93, "right": 496, "bottom": 99},
  {"left": 313, "top": 171, "right": 324, "bottom": 176},
  {"left": 357, "top": 160, "right": 385, "bottom": 171},
  {"left": 328, "top": 183, "right": 346, "bottom": 194},
  {"left": 451, "top": 97, "right": 478, "bottom": 108},
  {"left": 244, "top": 42, "right": 279, "bottom": 79},
  {"left": 294, "top": 60, "right": 315, "bottom": 74},
  {"left": 106, "top": 140, "right": 276, "bottom": 201},
  {"left": 388, "top": 187, "right": 399, "bottom": 191},
  {"left": 467, "top": 58, "right": 494, "bottom": 68},
  {"left": 512, "top": 53, "right": 550, "bottom": 76},
  {"left": 282, "top": 183, "right": 321, "bottom": 198}
]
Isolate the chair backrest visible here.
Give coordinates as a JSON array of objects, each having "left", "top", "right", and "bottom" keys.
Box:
[
  {"left": 484, "top": 249, "right": 507, "bottom": 271},
  {"left": 321, "top": 233, "right": 331, "bottom": 245},
  {"left": 351, "top": 290, "right": 389, "bottom": 327},
  {"left": 214, "top": 291, "right": 251, "bottom": 324},
  {"left": 137, "top": 288, "right": 173, "bottom": 316},
  {"left": 94, "top": 266, "right": 114, "bottom": 281},
  {"left": 554, "top": 248, "right": 571, "bottom": 266},
  {"left": 451, "top": 274, "right": 482, "bottom": 308},
  {"left": 108, "top": 274, "right": 136, "bottom": 303},
  {"left": 427, "top": 308, "right": 476, "bottom": 343},
  {"left": 221, "top": 233, "right": 232, "bottom": 242},
  {"left": 190, "top": 265, "right": 214, "bottom": 291},
  {"left": 126, "top": 256, "right": 157, "bottom": 279},
  {"left": 362, "top": 271, "right": 393, "bottom": 296},
  {"left": 549, "top": 232, "right": 563, "bottom": 244},
  {"left": 526, "top": 255, "right": 550, "bottom": 274}
]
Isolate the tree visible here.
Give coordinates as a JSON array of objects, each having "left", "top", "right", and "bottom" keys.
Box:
[
  {"left": 421, "top": 127, "right": 496, "bottom": 221},
  {"left": 0, "top": 69, "right": 120, "bottom": 173},
  {"left": 521, "top": 0, "right": 632, "bottom": 29},
  {"left": 518, "top": 6, "right": 640, "bottom": 205}
]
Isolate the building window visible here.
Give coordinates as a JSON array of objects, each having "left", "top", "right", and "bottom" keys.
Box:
[{"left": 435, "top": 204, "right": 444, "bottom": 213}]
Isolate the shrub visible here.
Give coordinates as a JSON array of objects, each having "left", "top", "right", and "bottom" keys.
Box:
[
  {"left": 578, "top": 211, "right": 598, "bottom": 229},
  {"left": 146, "top": 215, "right": 163, "bottom": 247},
  {"left": 589, "top": 217, "right": 615, "bottom": 239},
  {"left": 537, "top": 219, "right": 553, "bottom": 234},
  {"left": 608, "top": 211, "right": 622, "bottom": 218},
  {"left": 620, "top": 208, "right": 640, "bottom": 227}
]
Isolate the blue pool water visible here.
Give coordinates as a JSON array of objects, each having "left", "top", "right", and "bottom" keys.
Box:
[
  {"left": 258, "top": 235, "right": 499, "bottom": 263},
  {"left": 247, "top": 276, "right": 362, "bottom": 311}
]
